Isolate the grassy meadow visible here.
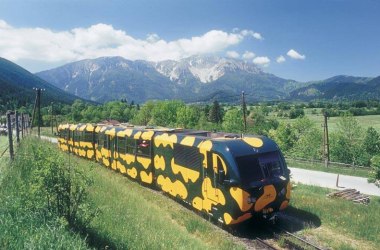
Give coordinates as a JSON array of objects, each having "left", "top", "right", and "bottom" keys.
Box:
[
  {"left": 275, "top": 109, "right": 380, "bottom": 133},
  {"left": 289, "top": 184, "right": 380, "bottom": 250}
]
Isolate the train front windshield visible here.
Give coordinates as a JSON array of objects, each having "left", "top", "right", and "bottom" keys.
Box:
[{"left": 235, "top": 151, "right": 285, "bottom": 186}]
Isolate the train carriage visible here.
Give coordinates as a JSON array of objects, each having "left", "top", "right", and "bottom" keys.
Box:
[{"left": 57, "top": 124, "right": 291, "bottom": 226}]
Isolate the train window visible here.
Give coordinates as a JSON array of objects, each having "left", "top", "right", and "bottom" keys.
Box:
[
  {"left": 83, "top": 131, "right": 93, "bottom": 142},
  {"left": 235, "top": 152, "right": 284, "bottom": 186},
  {"left": 74, "top": 131, "right": 80, "bottom": 141},
  {"left": 126, "top": 138, "right": 135, "bottom": 154},
  {"left": 104, "top": 136, "right": 109, "bottom": 149},
  {"left": 235, "top": 156, "right": 264, "bottom": 186},
  {"left": 137, "top": 139, "right": 150, "bottom": 157},
  {"left": 117, "top": 137, "right": 127, "bottom": 154},
  {"left": 258, "top": 152, "right": 284, "bottom": 178},
  {"left": 97, "top": 134, "right": 103, "bottom": 147},
  {"left": 174, "top": 144, "right": 201, "bottom": 169}
]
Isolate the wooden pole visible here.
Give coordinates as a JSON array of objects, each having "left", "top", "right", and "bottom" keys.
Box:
[
  {"left": 241, "top": 91, "right": 247, "bottom": 133},
  {"left": 6, "top": 112, "right": 14, "bottom": 160},
  {"left": 31, "top": 88, "right": 38, "bottom": 129},
  {"left": 51, "top": 102, "right": 54, "bottom": 134},
  {"left": 37, "top": 88, "right": 41, "bottom": 138},
  {"left": 21, "top": 113, "right": 25, "bottom": 138},
  {"left": 323, "top": 112, "right": 330, "bottom": 167},
  {"left": 15, "top": 111, "right": 20, "bottom": 143}
]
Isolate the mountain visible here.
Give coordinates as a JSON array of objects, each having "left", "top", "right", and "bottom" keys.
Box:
[
  {"left": 36, "top": 56, "right": 303, "bottom": 103},
  {"left": 0, "top": 57, "right": 83, "bottom": 110},
  {"left": 289, "top": 75, "right": 380, "bottom": 100}
]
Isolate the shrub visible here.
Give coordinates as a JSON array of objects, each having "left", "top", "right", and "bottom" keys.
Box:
[{"left": 369, "top": 155, "right": 380, "bottom": 187}]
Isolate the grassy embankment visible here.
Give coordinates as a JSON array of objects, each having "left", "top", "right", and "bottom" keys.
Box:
[
  {"left": 289, "top": 184, "right": 380, "bottom": 250},
  {"left": 0, "top": 137, "right": 243, "bottom": 249}
]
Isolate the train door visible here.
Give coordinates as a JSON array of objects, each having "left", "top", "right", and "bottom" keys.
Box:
[
  {"left": 205, "top": 151, "right": 225, "bottom": 203},
  {"left": 110, "top": 135, "right": 117, "bottom": 170}
]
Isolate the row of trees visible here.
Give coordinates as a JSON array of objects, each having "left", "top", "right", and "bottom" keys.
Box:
[
  {"left": 270, "top": 115, "right": 380, "bottom": 167},
  {"left": 13, "top": 99, "right": 380, "bottom": 180}
]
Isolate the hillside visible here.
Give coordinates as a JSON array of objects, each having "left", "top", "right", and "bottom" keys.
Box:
[
  {"left": 0, "top": 57, "right": 83, "bottom": 110},
  {"left": 36, "top": 56, "right": 303, "bottom": 103},
  {"left": 290, "top": 75, "right": 380, "bottom": 100}
]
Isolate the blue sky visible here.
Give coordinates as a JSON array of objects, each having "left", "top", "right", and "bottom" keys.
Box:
[{"left": 0, "top": 0, "right": 379, "bottom": 82}]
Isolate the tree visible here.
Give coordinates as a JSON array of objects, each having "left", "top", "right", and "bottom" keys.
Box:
[
  {"left": 222, "top": 108, "right": 243, "bottom": 133},
  {"left": 289, "top": 108, "right": 305, "bottom": 119},
  {"left": 330, "top": 114, "right": 364, "bottom": 165},
  {"left": 176, "top": 105, "right": 200, "bottom": 128},
  {"left": 269, "top": 122, "right": 296, "bottom": 152},
  {"left": 362, "top": 127, "right": 380, "bottom": 156},
  {"left": 208, "top": 100, "right": 223, "bottom": 123},
  {"left": 151, "top": 100, "right": 185, "bottom": 126},
  {"left": 369, "top": 155, "right": 380, "bottom": 187},
  {"left": 132, "top": 101, "right": 155, "bottom": 125}
]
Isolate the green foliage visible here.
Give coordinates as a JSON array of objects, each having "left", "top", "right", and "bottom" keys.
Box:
[
  {"left": 330, "top": 114, "right": 366, "bottom": 165},
  {"left": 249, "top": 111, "right": 279, "bottom": 135},
  {"left": 289, "top": 107, "right": 305, "bottom": 119},
  {"left": 208, "top": 100, "right": 223, "bottom": 123},
  {"left": 222, "top": 108, "right": 243, "bottom": 133},
  {"left": 362, "top": 127, "right": 380, "bottom": 156},
  {"left": 176, "top": 105, "right": 201, "bottom": 128},
  {"left": 0, "top": 138, "right": 92, "bottom": 249},
  {"left": 14, "top": 138, "right": 98, "bottom": 227},
  {"left": 150, "top": 100, "right": 185, "bottom": 126},
  {"left": 369, "top": 155, "right": 380, "bottom": 187}
]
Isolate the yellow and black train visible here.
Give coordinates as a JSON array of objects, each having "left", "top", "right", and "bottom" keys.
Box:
[{"left": 57, "top": 123, "right": 291, "bottom": 225}]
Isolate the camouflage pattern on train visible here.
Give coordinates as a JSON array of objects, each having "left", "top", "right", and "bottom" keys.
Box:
[{"left": 57, "top": 123, "right": 291, "bottom": 225}]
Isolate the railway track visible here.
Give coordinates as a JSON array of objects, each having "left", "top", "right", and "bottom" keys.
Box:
[
  {"left": 243, "top": 219, "right": 326, "bottom": 250},
  {"left": 255, "top": 237, "right": 278, "bottom": 249},
  {"left": 272, "top": 225, "right": 326, "bottom": 250}
]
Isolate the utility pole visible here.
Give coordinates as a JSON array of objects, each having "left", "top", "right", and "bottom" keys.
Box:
[
  {"left": 323, "top": 112, "right": 330, "bottom": 167},
  {"left": 6, "top": 112, "right": 14, "bottom": 160},
  {"left": 51, "top": 102, "right": 54, "bottom": 134},
  {"left": 241, "top": 91, "right": 247, "bottom": 132},
  {"left": 31, "top": 88, "right": 43, "bottom": 138}
]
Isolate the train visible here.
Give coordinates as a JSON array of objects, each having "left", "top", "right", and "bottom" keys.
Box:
[{"left": 57, "top": 123, "right": 291, "bottom": 225}]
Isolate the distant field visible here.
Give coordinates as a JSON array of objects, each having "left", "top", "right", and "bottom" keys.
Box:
[{"left": 277, "top": 112, "right": 380, "bottom": 133}]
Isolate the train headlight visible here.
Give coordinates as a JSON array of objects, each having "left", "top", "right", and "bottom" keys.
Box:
[{"left": 247, "top": 196, "right": 256, "bottom": 204}]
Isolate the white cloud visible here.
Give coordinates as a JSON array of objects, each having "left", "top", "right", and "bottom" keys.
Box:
[
  {"left": 0, "top": 20, "right": 262, "bottom": 68},
  {"left": 276, "top": 55, "right": 286, "bottom": 63},
  {"left": 253, "top": 56, "right": 270, "bottom": 67},
  {"left": 226, "top": 50, "right": 240, "bottom": 59},
  {"left": 146, "top": 33, "right": 160, "bottom": 43},
  {"left": 240, "top": 29, "right": 263, "bottom": 40},
  {"left": 242, "top": 51, "right": 255, "bottom": 60},
  {"left": 287, "top": 49, "right": 305, "bottom": 60}
]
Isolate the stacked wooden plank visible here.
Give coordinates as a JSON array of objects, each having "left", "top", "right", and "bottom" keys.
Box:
[{"left": 327, "top": 189, "right": 370, "bottom": 205}]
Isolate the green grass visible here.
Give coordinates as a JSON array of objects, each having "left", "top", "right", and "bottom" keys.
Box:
[
  {"left": 286, "top": 158, "right": 371, "bottom": 178},
  {"left": 30, "top": 126, "right": 58, "bottom": 137},
  {"left": 0, "top": 137, "right": 89, "bottom": 249},
  {"left": 289, "top": 184, "right": 380, "bottom": 250},
  {"left": 277, "top": 112, "right": 380, "bottom": 133},
  {"left": 1, "top": 137, "right": 244, "bottom": 249}
]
